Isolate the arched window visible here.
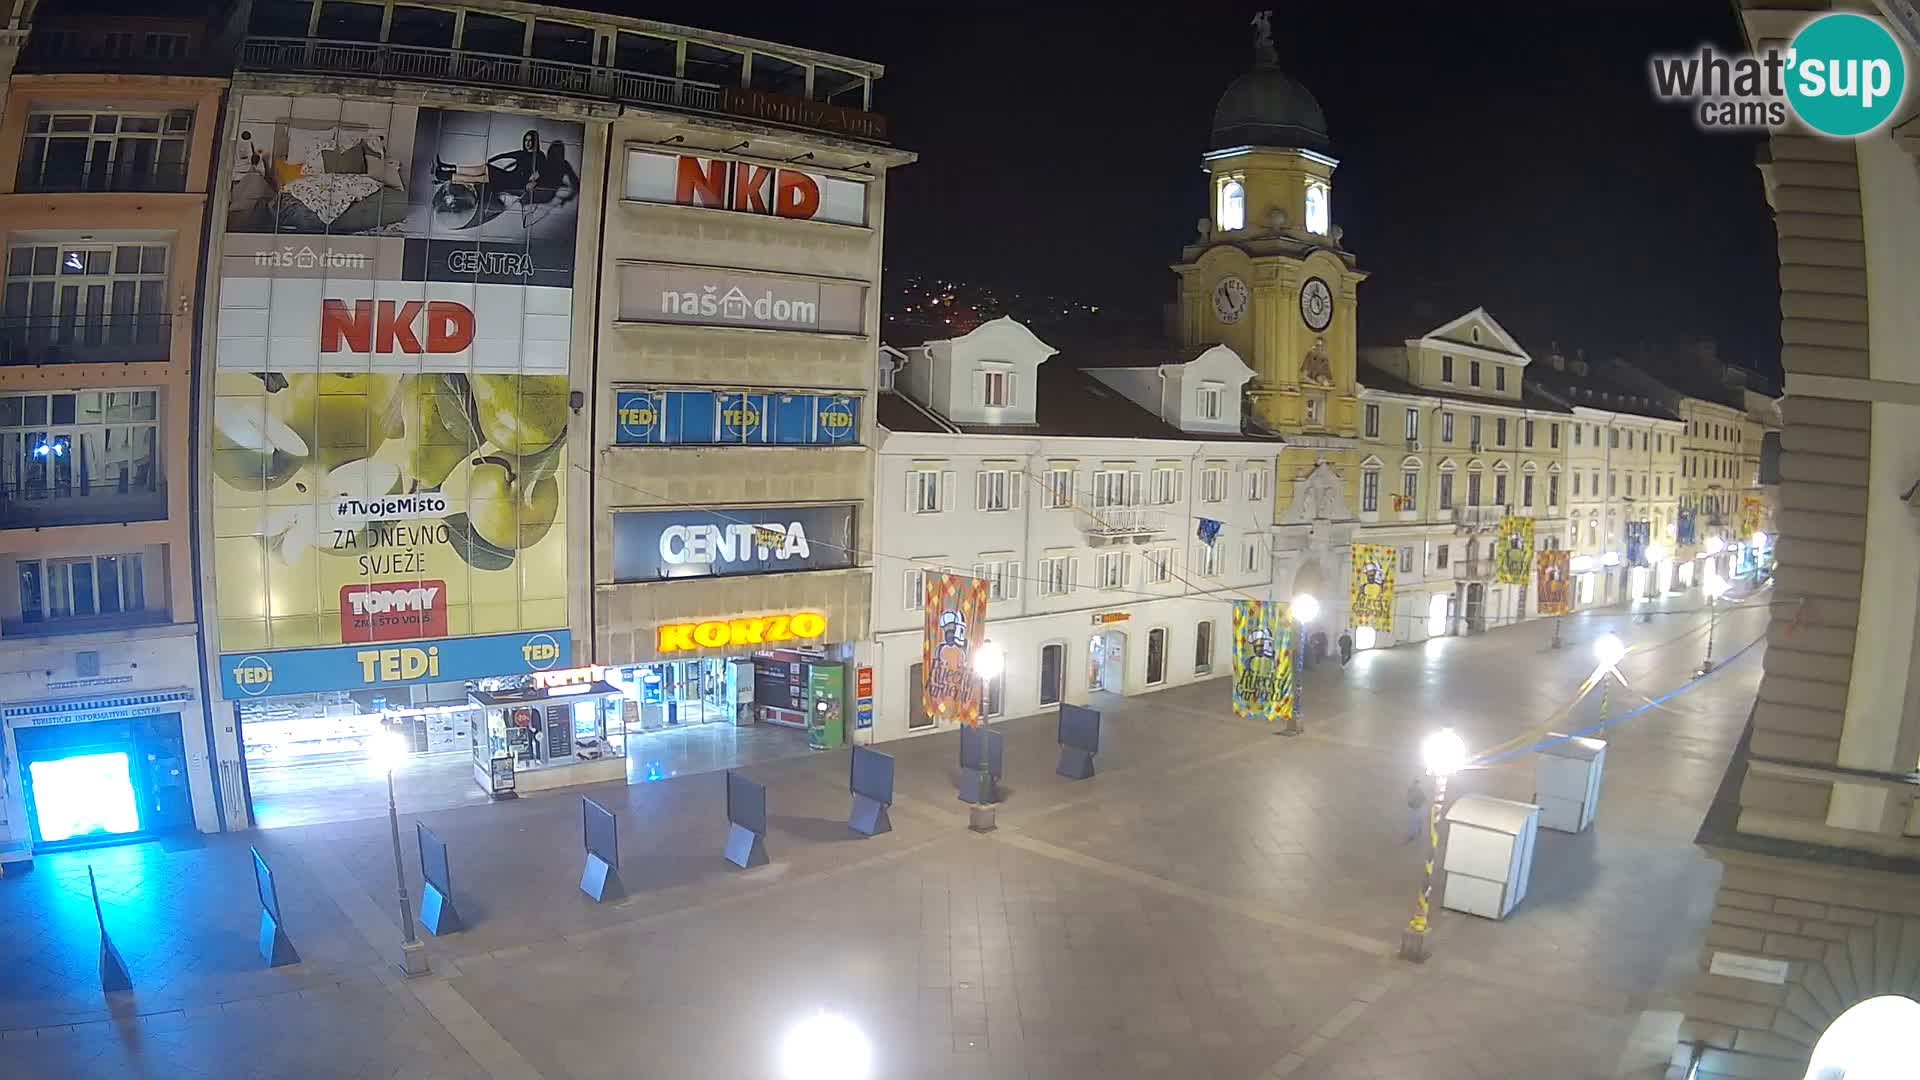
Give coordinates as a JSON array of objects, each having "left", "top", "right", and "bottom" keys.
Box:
[
  {"left": 1219, "top": 180, "right": 1245, "bottom": 231},
  {"left": 1304, "top": 182, "right": 1329, "bottom": 235}
]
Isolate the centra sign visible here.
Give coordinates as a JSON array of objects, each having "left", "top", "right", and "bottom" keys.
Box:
[{"left": 657, "top": 611, "right": 826, "bottom": 653}]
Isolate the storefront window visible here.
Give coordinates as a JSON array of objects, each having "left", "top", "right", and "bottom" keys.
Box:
[
  {"left": 1146, "top": 627, "right": 1167, "bottom": 685},
  {"left": 1039, "top": 643, "right": 1063, "bottom": 707}
]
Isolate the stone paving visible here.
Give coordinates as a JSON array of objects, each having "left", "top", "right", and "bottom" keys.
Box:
[{"left": 0, "top": 590, "right": 1777, "bottom": 1079}]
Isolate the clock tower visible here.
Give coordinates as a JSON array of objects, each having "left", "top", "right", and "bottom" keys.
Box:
[{"left": 1172, "top": 13, "right": 1366, "bottom": 440}]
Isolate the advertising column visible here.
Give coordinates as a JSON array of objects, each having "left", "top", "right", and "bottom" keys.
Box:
[{"left": 207, "top": 96, "right": 584, "bottom": 804}]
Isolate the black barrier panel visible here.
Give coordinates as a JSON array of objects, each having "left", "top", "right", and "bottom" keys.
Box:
[
  {"left": 726, "top": 771, "right": 767, "bottom": 835},
  {"left": 1059, "top": 705, "right": 1101, "bottom": 753},
  {"left": 849, "top": 746, "right": 895, "bottom": 805},
  {"left": 417, "top": 823, "right": 453, "bottom": 898},
  {"left": 89, "top": 866, "right": 131, "bottom": 992},
  {"left": 582, "top": 797, "right": 620, "bottom": 867},
  {"left": 960, "top": 726, "right": 1005, "bottom": 778},
  {"left": 252, "top": 847, "right": 283, "bottom": 924},
  {"left": 250, "top": 846, "right": 300, "bottom": 967}
]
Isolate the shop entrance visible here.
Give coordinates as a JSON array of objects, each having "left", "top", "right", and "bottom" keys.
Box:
[
  {"left": 15, "top": 713, "right": 191, "bottom": 850},
  {"left": 1088, "top": 630, "right": 1126, "bottom": 693}
]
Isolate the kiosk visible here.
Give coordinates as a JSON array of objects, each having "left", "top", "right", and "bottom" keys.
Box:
[
  {"left": 469, "top": 674, "right": 626, "bottom": 797},
  {"left": 1441, "top": 795, "right": 1541, "bottom": 921},
  {"left": 1533, "top": 734, "right": 1607, "bottom": 834}
]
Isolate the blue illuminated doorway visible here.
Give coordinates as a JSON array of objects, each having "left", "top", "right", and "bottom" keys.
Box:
[{"left": 14, "top": 712, "right": 191, "bottom": 851}]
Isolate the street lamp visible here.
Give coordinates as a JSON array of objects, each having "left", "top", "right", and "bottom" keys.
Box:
[
  {"left": 780, "top": 1012, "right": 873, "bottom": 1080},
  {"left": 1701, "top": 574, "right": 1729, "bottom": 674},
  {"left": 1284, "top": 593, "right": 1318, "bottom": 736},
  {"left": 1593, "top": 632, "right": 1626, "bottom": 671},
  {"left": 1401, "top": 727, "right": 1468, "bottom": 963},
  {"left": 367, "top": 731, "right": 429, "bottom": 977},
  {"left": 972, "top": 640, "right": 1004, "bottom": 679},
  {"left": 1291, "top": 592, "right": 1320, "bottom": 625}
]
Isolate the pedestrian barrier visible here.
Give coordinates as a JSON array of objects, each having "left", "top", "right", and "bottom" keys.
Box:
[
  {"left": 723, "top": 770, "right": 769, "bottom": 868},
  {"left": 579, "top": 797, "right": 623, "bottom": 903},
  {"left": 415, "top": 822, "right": 463, "bottom": 933},
  {"left": 88, "top": 866, "right": 130, "bottom": 992},
  {"left": 251, "top": 847, "right": 300, "bottom": 967},
  {"left": 847, "top": 746, "right": 895, "bottom": 837},
  {"left": 959, "top": 725, "right": 1003, "bottom": 804},
  {"left": 1056, "top": 704, "right": 1101, "bottom": 780}
]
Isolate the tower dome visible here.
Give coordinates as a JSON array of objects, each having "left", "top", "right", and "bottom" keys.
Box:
[{"left": 1210, "top": 13, "right": 1329, "bottom": 153}]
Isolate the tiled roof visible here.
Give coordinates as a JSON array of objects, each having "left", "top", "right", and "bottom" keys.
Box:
[{"left": 1358, "top": 362, "right": 1574, "bottom": 415}]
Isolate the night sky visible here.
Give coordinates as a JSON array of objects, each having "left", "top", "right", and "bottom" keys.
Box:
[{"left": 645, "top": 2, "right": 1781, "bottom": 381}]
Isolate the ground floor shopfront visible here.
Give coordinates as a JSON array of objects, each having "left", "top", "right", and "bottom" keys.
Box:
[{"left": 0, "top": 625, "right": 215, "bottom": 866}]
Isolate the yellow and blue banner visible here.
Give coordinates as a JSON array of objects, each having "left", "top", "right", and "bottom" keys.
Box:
[
  {"left": 923, "top": 571, "right": 990, "bottom": 725},
  {"left": 1349, "top": 544, "right": 1397, "bottom": 630},
  {"left": 1231, "top": 600, "right": 1294, "bottom": 723},
  {"left": 219, "top": 628, "right": 567, "bottom": 699},
  {"left": 1495, "top": 516, "right": 1535, "bottom": 584}
]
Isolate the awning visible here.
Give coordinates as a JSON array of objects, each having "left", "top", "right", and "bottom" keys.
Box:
[{"left": 3, "top": 688, "right": 195, "bottom": 727}]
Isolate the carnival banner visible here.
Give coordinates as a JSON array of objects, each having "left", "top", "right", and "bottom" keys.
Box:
[
  {"left": 1231, "top": 600, "right": 1294, "bottom": 724},
  {"left": 1625, "top": 521, "right": 1650, "bottom": 566},
  {"left": 1494, "top": 516, "right": 1534, "bottom": 584},
  {"left": 1677, "top": 507, "right": 1697, "bottom": 546},
  {"left": 1349, "top": 544, "right": 1396, "bottom": 630},
  {"left": 1737, "top": 496, "right": 1765, "bottom": 541},
  {"left": 922, "top": 571, "right": 990, "bottom": 725},
  {"left": 1536, "top": 549, "right": 1572, "bottom": 615}
]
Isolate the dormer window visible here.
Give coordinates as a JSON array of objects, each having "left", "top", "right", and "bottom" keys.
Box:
[
  {"left": 981, "top": 367, "right": 1012, "bottom": 408},
  {"left": 1219, "top": 179, "right": 1245, "bottom": 232},
  {"left": 1304, "top": 182, "right": 1329, "bottom": 235},
  {"left": 1196, "top": 381, "right": 1224, "bottom": 421}
]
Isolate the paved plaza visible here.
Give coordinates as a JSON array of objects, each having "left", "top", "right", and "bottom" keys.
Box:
[{"left": 0, "top": 591, "right": 1776, "bottom": 1080}]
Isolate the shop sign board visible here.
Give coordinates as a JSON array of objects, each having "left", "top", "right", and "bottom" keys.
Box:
[
  {"left": 211, "top": 95, "right": 580, "bottom": 664},
  {"left": 623, "top": 150, "right": 868, "bottom": 226},
  {"left": 218, "top": 629, "right": 568, "bottom": 699},
  {"left": 618, "top": 263, "right": 866, "bottom": 335},
  {"left": 855, "top": 664, "right": 874, "bottom": 731},
  {"left": 1091, "top": 611, "right": 1130, "bottom": 625},
  {"left": 612, "top": 504, "right": 856, "bottom": 582},
  {"left": 613, "top": 388, "right": 858, "bottom": 446},
  {"left": 656, "top": 611, "right": 827, "bottom": 653}
]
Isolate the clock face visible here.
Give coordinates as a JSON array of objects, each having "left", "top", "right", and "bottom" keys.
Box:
[
  {"left": 1300, "top": 277, "right": 1333, "bottom": 331},
  {"left": 1212, "top": 276, "right": 1249, "bottom": 324}
]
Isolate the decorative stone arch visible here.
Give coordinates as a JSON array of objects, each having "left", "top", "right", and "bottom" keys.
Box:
[
  {"left": 1521, "top": 460, "right": 1538, "bottom": 474},
  {"left": 1465, "top": 457, "right": 1485, "bottom": 472},
  {"left": 1492, "top": 459, "right": 1512, "bottom": 474},
  {"left": 1401, "top": 455, "right": 1423, "bottom": 470},
  {"left": 1436, "top": 457, "right": 1458, "bottom": 472},
  {"left": 1359, "top": 454, "right": 1384, "bottom": 469},
  {"left": 1546, "top": 461, "right": 1562, "bottom": 473}
]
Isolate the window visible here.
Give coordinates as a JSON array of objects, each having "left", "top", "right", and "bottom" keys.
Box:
[
  {"left": 391, "top": 5, "right": 458, "bottom": 48},
  {"left": 1361, "top": 469, "right": 1379, "bottom": 512},
  {"left": 1398, "top": 545, "right": 1415, "bottom": 574},
  {"left": 902, "top": 566, "right": 930, "bottom": 610},
  {"left": 1219, "top": 179, "right": 1245, "bottom": 231},
  {"left": 1522, "top": 475, "right": 1534, "bottom": 508},
  {"left": 0, "top": 390, "right": 162, "bottom": 526},
  {"left": 1038, "top": 554, "right": 1075, "bottom": 596},
  {"left": 1241, "top": 538, "right": 1261, "bottom": 574},
  {"left": 1469, "top": 415, "right": 1482, "bottom": 448},
  {"left": 1609, "top": 429, "right": 1619, "bottom": 449},
  {"left": 979, "top": 667, "right": 1005, "bottom": 720},
  {"left": 1592, "top": 424, "right": 1600, "bottom": 444},
  {"left": 909, "top": 468, "right": 945, "bottom": 513},
  {"left": 1591, "top": 470, "right": 1599, "bottom": 493},
  {"left": 1364, "top": 403, "right": 1380, "bottom": 438},
  {"left": 1548, "top": 474, "right": 1560, "bottom": 506},
  {"left": 1441, "top": 412, "right": 1455, "bottom": 443},
  {"left": 971, "top": 558, "right": 1021, "bottom": 601},
  {"left": 1404, "top": 408, "right": 1419, "bottom": 442},
  {"left": 1197, "top": 382, "right": 1224, "bottom": 421},
  {"left": 1097, "top": 551, "right": 1129, "bottom": 589},
  {"left": 975, "top": 468, "right": 1019, "bottom": 512},
  {"left": 1092, "top": 468, "right": 1135, "bottom": 508},
  {"left": 20, "top": 110, "right": 192, "bottom": 192},
  {"left": 1200, "top": 466, "right": 1228, "bottom": 503},
  {"left": 683, "top": 40, "right": 746, "bottom": 85},
  {"left": 1043, "top": 467, "right": 1073, "bottom": 509},
  {"left": 1438, "top": 472, "right": 1454, "bottom": 510},
  {"left": 1304, "top": 392, "right": 1326, "bottom": 427},
  {"left": 1145, "top": 547, "right": 1173, "bottom": 584},
  {"left": 1608, "top": 473, "right": 1616, "bottom": 496},
  {"left": 1469, "top": 360, "right": 1482, "bottom": 387},
  {"left": 1304, "top": 182, "right": 1330, "bottom": 235},
  {"left": 1495, "top": 417, "right": 1507, "bottom": 446},
  {"left": 1441, "top": 355, "right": 1454, "bottom": 383},
  {"left": 1495, "top": 367, "right": 1507, "bottom": 392},
  {"left": 1146, "top": 627, "right": 1168, "bottom": 685},
  {"left": 1400, "top": 469, "right": 1418, "bottom": 511},
  {"left": 1494, "top": 473, "right": 1508, "bottom": 505},
  {"left": 17, "top": 552, "right": 144, "bottom": 624},
  {"left": 1245, "top": 466, "right": 1269, "bottom": 501},
  {"left": 6, "top": 243, "right": 171, "bottom": 346},
  {"left": 1197, "top": 540, "right": 1221, "bottom": 577},
  {"left": 1573, "top": 472, "right": 1582, "bottom": 497},
  {"left": 1195, "top": 621, "right": 1215, "bottom": 674},
  {"left": 1435, "top": 543, "right": 1450, "bottom": 569},
  {"left": 1039, "top": 643, "right": 1064, "bottom": 707},
  {"left": 1573, "top": 424, "right": 1583, "bottom": 447},
  {"left": 1468, "top": 471, "right": 1483, "bottom": 506},
  {"left": 1150, "top": 466, "right": 1183, "bottom": 505},
  {"left": 981, "top": 368, "right": 1012, "bottom": 408},
  {"left": 1523, "top": 420, "right": 1534, "bottom": 448},
  {"left": 907, "top": 662, "right": 932, "bottom": 729},
  {"left": 1550, "top": 424, "right": 1560, "bottom": 449}
]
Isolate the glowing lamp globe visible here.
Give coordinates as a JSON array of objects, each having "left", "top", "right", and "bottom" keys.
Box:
[
  {"left": 972, "top": 641, "right": 1005, "bottom": 679},
  {"left": 1291, "top": 593, "right": 1320, "bottom": 624},
  {"left": 1593, "top": 633, "right": 1627, "bottom": 669},
  {"left": 780, "top": 1012, "right": 873, "bottom": 1080},
  {"left": 1420, "top": 728, "right": 1469, "bottom": 778}
]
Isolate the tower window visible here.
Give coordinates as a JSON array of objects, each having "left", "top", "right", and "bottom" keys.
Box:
[
  {"left": 1219, "top": 179, "right": 1245, "bottom": 231},
  {"left": 1304, "top": 182, "right": 1329, "bottom": 235}
]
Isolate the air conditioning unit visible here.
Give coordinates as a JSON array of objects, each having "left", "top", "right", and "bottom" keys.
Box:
[
  {"left": 1405, "top": 437, "right": 1421, "bottom": 450},
  {"left": 1470, "top": 441, "right": 1483, "bottom": 452}
]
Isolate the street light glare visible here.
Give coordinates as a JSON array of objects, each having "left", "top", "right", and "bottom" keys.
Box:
[
  {"left": 1705, "top": 535, "right": 1726, "bottom": 555},
  {"left": 365, "top": 730, "right": 407, "bottom": 773},
  {"left": 972, "top": 641, "right": 1005, "bottom": 679},
  {"left": 1291, "top": 593, "right": 1320, "bottom": 624},
  {"left": 1704, "top": 575, "right": 1729, "bottom": 600},
  {"left": 1645, "top": 542, "right": 1666, "bottom": 564},
  {"left": 1420, "top": 728, "right": 1469, "bottom": 777},
  {"left": 1751, "top": 531, "right": 1769, "bottom": 549},
  {"left": 1593, "top": 633, "right": 1627, "bottom": 668},
  {"left": 780, "top": 1012, "right": 873, "bottom": 1080}
]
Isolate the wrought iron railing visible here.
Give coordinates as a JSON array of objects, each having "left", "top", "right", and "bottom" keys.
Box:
[
  {"left": 0, "top": 481, "right": 166, "bottom": 530},
  {"left": 15, "top": 161, "right": 189, "bottom": 194},
  {"left": 0, "top": 315, "right": 172, "bottom": 366}
]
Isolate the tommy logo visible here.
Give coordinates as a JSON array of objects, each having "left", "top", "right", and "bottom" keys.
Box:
[
  {"left": 340, "top": 581, "right": 449, "bottom": 642},
  {"left": 321, "top": 299, "right": 476, "bottom": 354}
]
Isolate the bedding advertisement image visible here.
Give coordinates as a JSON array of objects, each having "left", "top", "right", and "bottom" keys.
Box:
[{"left": 211, "top": 94, "right": 581, "bottom": 658}]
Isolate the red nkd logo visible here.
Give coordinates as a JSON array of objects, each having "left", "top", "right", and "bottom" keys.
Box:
[
  {"left": 340, "top": 580, "right": 450, "bottom": 642},
  {"left": 674, "top": 156, "right": 822, "bottom": 220},
  {"left": 321, "top": 300, "right": 476, "bottom": 354}
]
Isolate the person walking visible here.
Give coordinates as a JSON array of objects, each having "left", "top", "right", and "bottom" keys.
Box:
[
  {"left": 1338, "top": 629, "right": 1355, "bottom": 666},
  {"left": 1404, "top": 775, "right": 1430, "bottom": 843}
]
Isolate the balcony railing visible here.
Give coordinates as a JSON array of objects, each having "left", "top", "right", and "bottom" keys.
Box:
[
  {"left": 0, "top": 482, "right": 166, "bottom": 531},
  {"left": 1452, "top": 558, "right": 1493, "bottom": 581},
  {"left": 0, "top": 315, "right": 172, "bottom": 366},
  {"left": 1077, "top": 506, "right": 1170, "bottom": 544},
  {"left": 237, "top": 37, "right": 882, "bottom": 142},
  {"left": 1451, "top": 505, "right": 1505, "bottom": 531},
  {"left": 15, "top": 162, "right": 190, "bottom": 194},
  {"left": 1, "top": 608, "right": 170, "bottom": 639}
]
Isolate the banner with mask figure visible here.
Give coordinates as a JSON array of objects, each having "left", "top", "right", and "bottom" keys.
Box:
[
  {"left": 922, "top": 571, "right": 990, "bottom": 725},
  {"left": 1231, "top": 600, "right": 1294, "bottom": 724},
  {"left": 1348, "top": 544, "right": 1397, "bottom": 630},
  {"left": 1494, "top": 516, "right": 1534, "bottom": 584},
  {"left": 1536, "top": 548, "right": 1572, "bottom": 615}
]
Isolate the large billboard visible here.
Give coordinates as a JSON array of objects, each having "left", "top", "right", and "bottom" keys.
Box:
[
  {"left": 210, "top": 95, "right": 581, "bottom": 678},
  {"left": 611, "top": 504, "right": 857, "bottom": 582}
]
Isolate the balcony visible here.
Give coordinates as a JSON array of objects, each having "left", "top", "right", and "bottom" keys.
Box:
[
  {"left": 15, "top": 162, "right": 190, "bottom": 194},
  {"left": 1, "top": 608, "right": 171, "bottom": 639},
  {"left": 238, "top": 37, "right": 888, "bottom": 143},
  {"left": 18, "top": 22, "right": 219, "bottom": 76},
  {"left": 1452, "top": 557, "right": 1494, "bottom": 581},
  {"left": 1077, "top": 506, "right": 1170, "bottom": 545},
  {"left": 1451, "top": 505, "right": 1505, "bottom": 532},
  {"left": 0, "top": 482, "right": 167, "bottom": 530},
  {"left": 0, "top": 316, "right": 172, "bottom": 366}
]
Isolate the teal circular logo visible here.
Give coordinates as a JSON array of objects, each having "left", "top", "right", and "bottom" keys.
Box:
[{"left": 1787, "top": 13, "right": 1906, "bottom": 137}]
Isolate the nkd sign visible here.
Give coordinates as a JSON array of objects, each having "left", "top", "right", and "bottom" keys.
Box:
[
  {"left": 611, "top": 503, "right": 856, "bottom": 582},
  {"left": 625, "top": 150, "right": 868, "bottom": 227},
  {"left": 618, "top": 263, "right": 866, "bottom": 336}
]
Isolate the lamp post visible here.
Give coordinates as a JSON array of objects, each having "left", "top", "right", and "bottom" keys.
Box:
[
  {"left": 1700, "top": 574, "right": 1729, "bottom": 674},
  {"left": 1401, "top": 727, "right": 1468, "bottom": 963},
  {"left": 1285, "top": 593, "right": 1318, "bottom": 736},
  {"left": 369, "top": 732, "right": 429, "bottom": 977},
  {"left": 1593, "top": 632, "right": 1626, "bottom": 727},
  {"left": 1639, "top": 543, "right": 1667, "bottom": 624}
]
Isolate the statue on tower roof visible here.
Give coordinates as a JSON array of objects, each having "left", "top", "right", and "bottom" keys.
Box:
[{"left": 1251, "top": 10, "right": 1277, "bottom": 66}]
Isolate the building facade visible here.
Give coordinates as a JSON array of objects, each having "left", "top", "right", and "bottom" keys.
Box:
[
  {"left": 0, "top": 8, "right": 227, "bottom": 865},
  {"left": 868, "top": 318, "right": 1278, "bottom": 742}
]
